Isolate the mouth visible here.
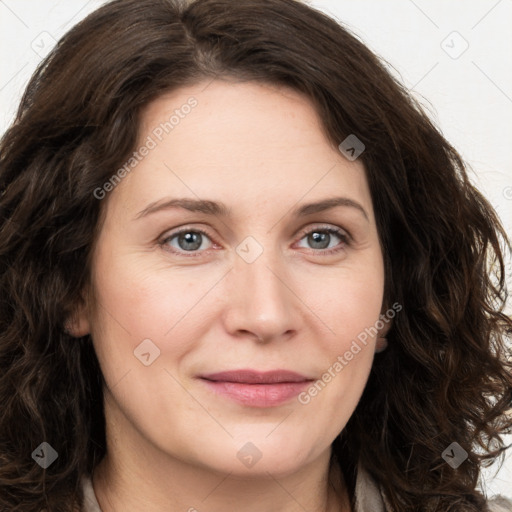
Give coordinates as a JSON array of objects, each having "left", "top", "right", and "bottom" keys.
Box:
[{"left": 198, "top": 369, "right": 314, "bottom": 407}]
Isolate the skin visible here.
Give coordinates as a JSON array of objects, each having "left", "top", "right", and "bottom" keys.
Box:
[{"left": 69, "top": 78, "right": 387, "bottom": 512}]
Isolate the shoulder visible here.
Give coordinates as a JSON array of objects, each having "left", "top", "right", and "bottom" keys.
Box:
[
  {"left": 487, "top": 496, "right": 512, "bottom": 512},
  {"left": 354, "top": 459, "right": 512, "bottom": 512}
]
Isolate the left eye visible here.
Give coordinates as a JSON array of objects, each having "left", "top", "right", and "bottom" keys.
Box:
[
  {"left": 295, "top": 226, "right": 348, "bottom": 253},
  {"left": 160, "top": 225, "right": 349, "bottom": 256}
]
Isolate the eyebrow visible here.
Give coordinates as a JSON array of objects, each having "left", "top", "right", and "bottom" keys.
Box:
[{"left": 134, "top": 196, "right": 369, "bottom": 221}]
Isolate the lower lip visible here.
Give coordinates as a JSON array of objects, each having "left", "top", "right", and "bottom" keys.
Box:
[{"left": 200, "top": 379, "right": 311, "bottom": 407}]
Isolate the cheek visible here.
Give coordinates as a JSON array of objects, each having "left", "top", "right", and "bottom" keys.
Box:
[
  {"left": 89, "top": 252, "right": 218, "bottom": 366},
  {"left": 294, "top": 292, "right": 379, "bottom": 455},
  {"left": 307, "top": 265, "right": 384, "bottom": 350},
  {"left": 295, "top": 263, "right": 383, "bottom": 414},
  {"left": 298, "top": 277, "right": 381, "bottom": 423}
]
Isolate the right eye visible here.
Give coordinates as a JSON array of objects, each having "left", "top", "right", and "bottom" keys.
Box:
[{"left": 160, "top": 227, "right": 217, "bottom": 257}]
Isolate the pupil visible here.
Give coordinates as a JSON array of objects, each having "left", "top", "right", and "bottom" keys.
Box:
[
  {"left": 179, "top": 232, "right": 202, "bottom": 251},
  {"left": 310, "top": 232, "right": 329, "bottom": 249}
]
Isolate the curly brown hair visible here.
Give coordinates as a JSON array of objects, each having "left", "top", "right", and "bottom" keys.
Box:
[{"left": 1, "top": 0, "right": 511, "bottom": 510}]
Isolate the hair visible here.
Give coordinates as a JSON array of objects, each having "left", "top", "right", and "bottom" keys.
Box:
[{"left": 1, "top": 0, "right": 511, "bottom": 510}]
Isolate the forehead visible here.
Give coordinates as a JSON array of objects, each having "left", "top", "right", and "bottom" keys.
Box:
[{"left": 111, "top": 79, "right": 373, "bottom": 221}]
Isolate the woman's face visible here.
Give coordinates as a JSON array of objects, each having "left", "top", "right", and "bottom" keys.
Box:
[{"left": 76, "top": 79, "right": 385, "bottom": 477}]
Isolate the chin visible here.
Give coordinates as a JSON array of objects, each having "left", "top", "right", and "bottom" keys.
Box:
[{"left": 193, "top": 437, "right": 318, "bottom": 478}]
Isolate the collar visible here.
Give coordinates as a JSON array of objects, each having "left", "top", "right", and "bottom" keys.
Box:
[{"left": 354, "top": 458, "right": 391, "bottom": 511}]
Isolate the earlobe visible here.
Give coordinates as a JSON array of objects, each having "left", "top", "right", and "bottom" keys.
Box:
[
  {"left": 63, "top": 295, "right": 91, "bottom": 337},
  {"left": 375, "top": 308, "right": 393, "bottom": 353},
  {"left": 64, "top": 311, "right": 90, "bottom": 337},
  {"left": 375, "top": 336, "right": 388, "bottom": 353}
]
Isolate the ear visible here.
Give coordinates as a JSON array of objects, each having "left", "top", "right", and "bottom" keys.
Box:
[
  {"left": 375, "top": 306, "right": 394, "bottom": 353},
  {"left": 64, "top": 290, "right": 91, "bottom": 338},
  {"left": 377, "top": 315, "right": 393, "bottom": 338}
]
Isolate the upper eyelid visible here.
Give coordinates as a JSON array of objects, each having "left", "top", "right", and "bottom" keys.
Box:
[
  {"left": 161, "top": 223, "right": 349, "bottom": 246},
  {"left": 296, "top": 223, "right": 349, "bottom": 238}
]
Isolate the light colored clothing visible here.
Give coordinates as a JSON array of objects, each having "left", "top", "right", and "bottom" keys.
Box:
[
  {"left": 82, "top": 473, "right": 102, "bottom": 512},
  {"left": 81, "top": 459, "right": 512, "bottom": 511}
]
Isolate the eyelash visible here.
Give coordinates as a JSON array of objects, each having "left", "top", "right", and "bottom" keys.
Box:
[{"left": 159, "top": 224, "right": 350, "bottom": 258}]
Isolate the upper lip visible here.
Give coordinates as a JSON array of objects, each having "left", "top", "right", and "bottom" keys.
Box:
[{"left": 200, "top": 369, "right": 313, "bottom": 384}]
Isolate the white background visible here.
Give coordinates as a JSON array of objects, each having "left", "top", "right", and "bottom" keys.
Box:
[{"left": 1, "top": 0, "right": 511, "bottom": 499}]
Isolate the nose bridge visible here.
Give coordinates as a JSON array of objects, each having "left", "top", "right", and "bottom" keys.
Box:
[
  {"left": 225, "top": 233, "right": 298, "bottom": 340},
  {"left": 237, "top": 236, "right": 288, "bottom": 308}
]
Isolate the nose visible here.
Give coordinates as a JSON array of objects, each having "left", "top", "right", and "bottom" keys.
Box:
[{"left": 222, "top": 244, "right": 302, "bottom": 344}]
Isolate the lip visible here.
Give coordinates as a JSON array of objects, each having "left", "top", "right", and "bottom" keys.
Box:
[{"left": 199, "top": 369, "right": 314, "bottom": 408}]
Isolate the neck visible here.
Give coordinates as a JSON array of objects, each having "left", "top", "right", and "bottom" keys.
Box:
[{"left": 92, "top": 446, "right": 352, "bottom": 512}]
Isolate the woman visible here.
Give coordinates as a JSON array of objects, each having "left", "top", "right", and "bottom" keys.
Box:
[{"left": 1, "top": 0, "right": 511, "bottom": 510}]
